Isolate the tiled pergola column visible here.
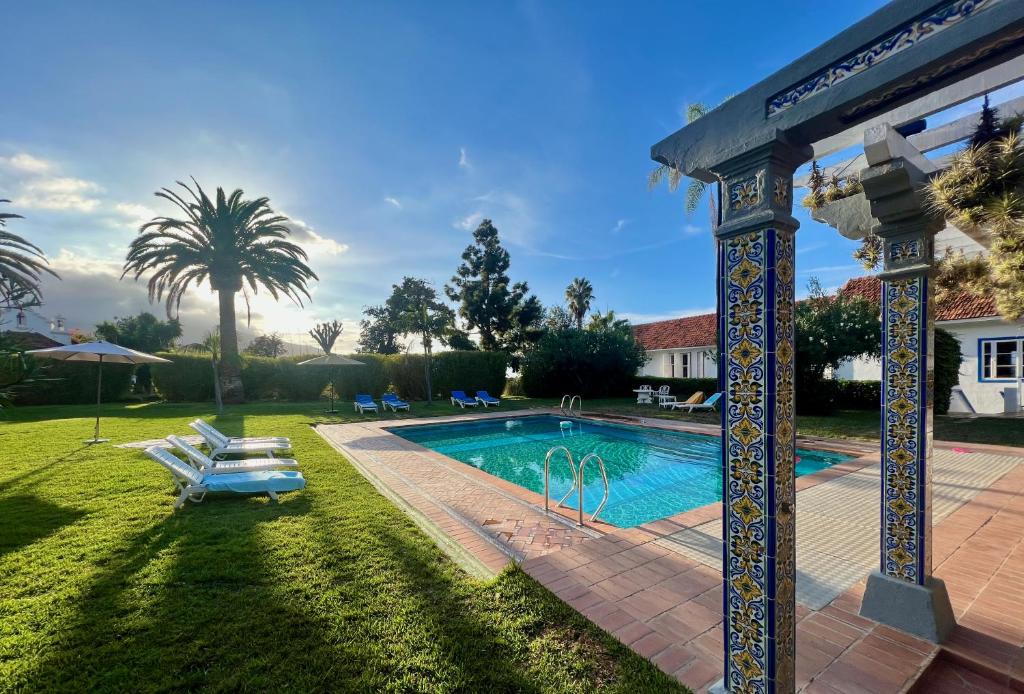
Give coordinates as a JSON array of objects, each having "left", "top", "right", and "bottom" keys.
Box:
[
  {"left": 858, "top": 128, "right": 955, "bottom": 642},
  {"left": 710, "top": 135, "right": 810, "bottom": 694}
]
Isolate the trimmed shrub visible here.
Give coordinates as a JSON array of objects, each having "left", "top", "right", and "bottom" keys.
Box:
[
  {"left": 631, "top": 376, "right": 718, "bottom": 401},
  {"left": 151, "top": 350, "right": 506, "bottom": 403},
  {"left": 934, "top": 328, "right": 963, "bottom": 415},
  {"left": 834, "top": 380, "right": 881, "bottom": 410},
  {"left": 520, "top": 330, "right": 645, "bottom": 398},
  {"left": 11, "top": 357, "right": 135, "bottom": 405},
  {"left": 150, "top": 353, "right": 215, "bottom": 402},
  {"left": 432, "top": 350, "right": 507, "bottom": 399},
  {"left": 503, "top": 376, "right": 524, "bottom": 397}
]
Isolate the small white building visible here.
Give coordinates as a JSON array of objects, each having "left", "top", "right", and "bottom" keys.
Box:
[
  {"left": 633, "top": 275, "right": 1023, "bottom": 415},
  {"left": 633, "top": 313, "right": 716, "bottom": 380},
  {"left": 0, "top": 306, "right": 75, "bottom": 348}
]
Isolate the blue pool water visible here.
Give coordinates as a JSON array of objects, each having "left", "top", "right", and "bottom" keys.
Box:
[{"left": 389, "top": 415, "right": 850, "bottom": 528}]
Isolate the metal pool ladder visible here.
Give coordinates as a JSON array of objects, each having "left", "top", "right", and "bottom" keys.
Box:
[
  {"left": 559, "top": 394, "right": 582, "bottom": 417},
  {"left": 543, "top": 446, "right": 610, "bottom": 526}
]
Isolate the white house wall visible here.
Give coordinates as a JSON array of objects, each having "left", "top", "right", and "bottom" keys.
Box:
[
  {"left": 639, "top": 348, "right": 715, "bottom": 379},
  {"left": 839, "top": 317, "right": 1024, "bottom": 415}
]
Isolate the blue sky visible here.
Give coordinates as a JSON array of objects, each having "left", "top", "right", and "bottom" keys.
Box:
[{"left": 0, "top": 0, "right": 943, "bottom": 349}]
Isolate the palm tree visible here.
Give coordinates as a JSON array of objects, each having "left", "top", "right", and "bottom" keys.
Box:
[
  {"left": 565, "top": 277, "right": 594, "bottom": 330},
  {"left": 648, "top": 102, "right": 712, "bottom": 213},
  {"left": 0, "top": 200, "right": 58, "bottom": 309},
  {"left": 123, "top": 180, "right": 318, "bottom": 402}
]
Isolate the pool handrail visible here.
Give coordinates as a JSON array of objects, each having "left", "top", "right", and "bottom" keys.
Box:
[
  {"left": 577, "top": 453, "right": 610, "bottom": 525},
  {"left": 543, "top": 446, "right": 579, "bottom": 514}
]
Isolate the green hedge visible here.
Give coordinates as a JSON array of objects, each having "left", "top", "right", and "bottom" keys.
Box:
[
  {"left": 631, "top": 376, "right": 718, "bottom": 400},
  {"left": 934, "top": 328, "right": 963, "bottom": 416},
  {"left": 151, "top": 350, "right": 506, "bottom": 402},
  {"left": 834, "top": 380, "right": 880, "bottom": 410},
  {"left": 520, "top": 330, "right": 645, "bottom": 398},
  {"left": 6, "top": 357, "right": 135, "bottom": 405}
]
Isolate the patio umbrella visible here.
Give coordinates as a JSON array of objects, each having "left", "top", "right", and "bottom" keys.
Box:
[
  {"left": 26, "top": 340, "right": 171, "bottom": 444},
  {"left": 297, "top": 353, "right": 365, "bottom": 413}
]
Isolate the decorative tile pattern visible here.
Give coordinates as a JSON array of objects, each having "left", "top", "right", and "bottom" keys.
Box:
[
  {"left": 881, "top": 277, "right": 931, "bottom": 584},
  {"left": 890, "top": 239, "right": 921, "bottom": 262},
  {"left": 720, "top": 228, "right": 796, "bottom": 692},
  {"left": 767, "top": 0, "right": 998, "bottom": 116},
  {"left": 773, "top": 176, "right": 789, "bottom": 208},
  {"left": 728, "top": 170, "right": 765, "bottom": 211}
]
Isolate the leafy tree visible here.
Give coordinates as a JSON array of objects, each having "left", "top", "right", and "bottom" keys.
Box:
[
  {"left": 95, "top": 311, "right": 183, "bottom": 393},
  {"left": 0, "top": 200, "right": 58, "bottom": 309},
  {"left": 520, "top": 327, "right": 646, "bottom": 398},
  {"left": 388, "top": 277, "right": 458, "bottom": 403},
  {"left": 648, "top": 102, "right": 712, "bottom": 213},
  {"left": 565, "top": 277, "right": 594, "bottom": 330},
  {"left": 444, "top": 325, "right": 477, "bottom": 351},
  {"left": 795, "top": 279, "right": 881, "bottom": 414},
  {"left": 95, "top": 312, "right": 182, "bottom": 353},
  {"left": 123, "top": 180, "right": 317, "bottom": 402},
  {"left": 543, "top": 305, "right": 574, "bottom": 332},
  {"left": 182, "top": 328, "right": 224, "bottom": 412},
  {"left": 309, "top": 320, "right": 344, "bottom": 354},
  {"left": 245, "top": 333, "right": 286, "bottom": 358},
  {"left": 445, "top": 219, "right": 541, "bottom": 352},
  {"left": 587, "top": 309, "right": 632, "bottom": 337},
  {"left": 357, "top": 304, "right": 405, "bottom": 354}
]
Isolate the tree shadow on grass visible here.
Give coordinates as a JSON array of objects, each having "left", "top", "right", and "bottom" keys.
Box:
[
  {"left": 0, "top": 494, "right": 86, "bottom": 560},
  {"left": 18, "top": 493, "right": 316, "bottom": 691},
  {"left": 0, "top": 445, "right": 90, "bottom": 494}
]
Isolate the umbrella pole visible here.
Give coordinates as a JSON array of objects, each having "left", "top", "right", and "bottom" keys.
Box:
[{"left": 88, "top": 354, "right": 109, "bottom": 444}]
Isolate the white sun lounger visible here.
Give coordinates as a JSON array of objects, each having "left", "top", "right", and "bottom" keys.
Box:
[
  {"left": 145, "top": 446, "right": 305, "bottom": 509},
  {"left": 678, "top": 392, "right": 723, "bottom": 413},
  {"left": 192, "top": 419, "right": 290, "bottom": 445},
  {"left": 189, "top": 421, "right": 293, "bottom": 460},
  {"left": 167, "top": 435, "right": 299, "bottom": 475}
]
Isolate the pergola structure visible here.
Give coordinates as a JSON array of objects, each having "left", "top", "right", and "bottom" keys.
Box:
[{"left": 650, "top": 1, "right": 1024, "bottom": 692}]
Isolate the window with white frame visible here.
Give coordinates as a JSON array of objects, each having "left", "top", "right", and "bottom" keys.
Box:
[
  {"left": 679, "top": 352, "right": 690, "bottom": 378},
  {"left": 980, "top": 338, "right": 1023, "bottom": 382},
  {"left": 667, "top": 353, "right": 674, "bottom": 377}
]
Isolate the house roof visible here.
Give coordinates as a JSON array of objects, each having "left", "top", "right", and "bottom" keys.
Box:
[
  {"left": 838, "top": 276, "right": 998, "bottom": 322},
  {"left": 633, "top": 275, "right": 1001, "bottom": 352},
  {"left": 632, "top": 313, "right": 717, "bottom": 351},
  {"left": 1, "top": 331, "right": 62, "bottom": 350}
]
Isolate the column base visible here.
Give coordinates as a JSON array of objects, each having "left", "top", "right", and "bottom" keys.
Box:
[{"left": 859, "top": 570, "right": 955, "bottom": 643}]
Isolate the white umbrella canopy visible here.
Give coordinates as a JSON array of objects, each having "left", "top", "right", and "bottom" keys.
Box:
[
  {"left": 26, "top": 341, "right": 171, "bottom": 444},
  {"left": 297, "top": 353, "right": 364, "bottom": 413}
]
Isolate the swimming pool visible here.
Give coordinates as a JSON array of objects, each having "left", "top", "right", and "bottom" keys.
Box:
[{"left": 388, "top": 415, "right": 849, "bottom": 528}]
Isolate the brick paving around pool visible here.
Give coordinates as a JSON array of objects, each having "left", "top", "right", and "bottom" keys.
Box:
[{"left": 316, "top": 409, "right": 1024, "bottom": 692}]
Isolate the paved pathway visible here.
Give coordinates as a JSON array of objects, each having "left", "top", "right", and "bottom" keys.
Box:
[{"left": 656, "top": 448, "right": 1023, "bottom": 609}]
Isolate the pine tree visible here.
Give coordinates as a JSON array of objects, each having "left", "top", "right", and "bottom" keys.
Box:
[{"left": 971, "top": 95, "right": 1002, "bottom": 146}]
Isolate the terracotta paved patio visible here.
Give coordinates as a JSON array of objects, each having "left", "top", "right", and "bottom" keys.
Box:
[{"left": 316, "top": 409, "right": 1024, "bottom": 692}]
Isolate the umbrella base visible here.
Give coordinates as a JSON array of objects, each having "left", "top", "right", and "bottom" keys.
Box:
[
  {"left": 323, "top": 409, "right": 339, "bottom": 414},
  {"left": 85, "top": 438, "right": 110, "bottom": 445}
]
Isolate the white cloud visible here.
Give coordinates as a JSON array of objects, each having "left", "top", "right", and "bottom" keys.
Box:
[
  {"left": 283, "top": 217, "right": 349, "bottom": 256},
  {"left": 3, "top": 153, "right": 53, "bottom": 174},
  {"left": 384, "top": 196, "right": 402, "bottom": 209},
  {"left": 112, "top": 202, "right": 157, "bottom": 223},
  {"left": 611, "top": 218, "right": 629, "bottom": 234},
  {"left": 682, "top": 224, "right": 704, "bottom": 236},
  {"left": 454, "top": 211, "right": 484, "bottom": 231},
  {"left": 14, "top": 176, "right": 104, "bottom": 212},
  {"left": 458, "top": 147, "right": 471, "bottom": 169}
]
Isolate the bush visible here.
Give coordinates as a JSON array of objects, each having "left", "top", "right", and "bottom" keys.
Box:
[
  {"left": 9, "top": 357, "right": 135, "bottom": 405},
  {"left": 150, "top": 353, "right": 215, "bottom": 402},
  {"left": 795, "top": 374, "right": 840, "bottom": 415},
  {"left": 631, "top": 376, "right": 717, "bottom": 400},
  {"left": 432, "top": 351, "right": 507, "bottom": 399},
  {"left": 503, "top": 377, "right": 524, "bottom": 397},
  {"left": 934, "top": 328, "right": 963, "bottom": 415},
  {"left": 150, "top": 350, "right": 504, "bottom": 402},
  {"left": 520, "top": 329, "right": 645, "bottom": 398},
  {"left": 834, "top": 380, "right": 881, "bottom": 410}
]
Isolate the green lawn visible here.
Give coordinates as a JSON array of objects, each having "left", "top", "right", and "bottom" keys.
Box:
[{"left": 0, "top": 400, "right": 685, "bottom": 693}]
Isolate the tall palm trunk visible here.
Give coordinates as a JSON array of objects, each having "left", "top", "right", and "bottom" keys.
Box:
[
  {"left": 217, "top": 288, "right": 245, "bottom": 403},
  {"left": 422, "top": 339, "right": 433, "bottom": 404}
]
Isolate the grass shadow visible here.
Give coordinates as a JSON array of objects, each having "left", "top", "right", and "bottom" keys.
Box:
[{"left": 0, "top": 494, "right": 86, "bottom": 559}]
